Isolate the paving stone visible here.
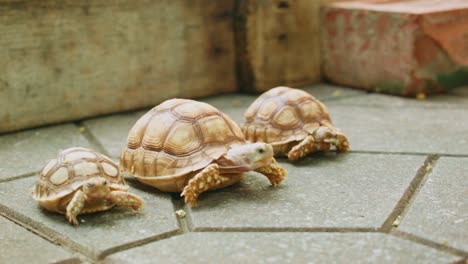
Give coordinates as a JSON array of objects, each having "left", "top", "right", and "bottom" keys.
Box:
[
  {"left": 0, "top": 216, "right": 80, "bottom": 264},
  {"left": 332, "top": 93, "right": 468, "bottom": 109},
  {"left": 326, "top": 104, "right": 468, "bottom": 155},
  {"left": 104, "top": 232, "right": 459, "bottom": 264},
  {"left": 83, "top": 111, "right": 147, "bottom": 159},
  {"left": 187, "top": 153, "right": 424, "bottom": 229},
  {"left": 0, "top": 177, "right": 179, "bottom": 258},
  {"left": 399, "top": 157, "right": 468, "bottom": 252},
  {"left": 0, "top": 124, "right": 92, "bottom": 181},
  {"left": 450, "top": 86, "right": 468, "bottom": 97}
]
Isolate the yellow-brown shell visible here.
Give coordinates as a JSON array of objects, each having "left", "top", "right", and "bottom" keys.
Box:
[
  {"left": 243, "top": 87, "right": 334, "bottom": 145},
  {"left": 120, "top": 99, "right": 246, "bottom": 191},
  {"left": 33, "top": 147, "right": 126, "bottom": 202}
]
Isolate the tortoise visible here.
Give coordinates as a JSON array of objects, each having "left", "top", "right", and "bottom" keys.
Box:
[
  {"left": 120, "top": 98, "right": 286, "bottom": 206},
  {"left": 242, "top": 86, "right": 349, "bottom": 161},
  {"left": 33, "top": 147, "right": 144, "bottom": 225}
]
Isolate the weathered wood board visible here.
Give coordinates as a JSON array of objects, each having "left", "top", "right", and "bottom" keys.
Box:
[
  {"left": 0, "top": 0, "right": 237, "bottom": 133},
  {"left": 235, "top": 0, "right": 336, "bottom": 93}
]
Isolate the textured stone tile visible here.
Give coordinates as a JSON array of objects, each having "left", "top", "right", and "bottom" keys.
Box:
[
  {"left": 302, "top": 83, "right": 366, "bottom": 100},
  {"left": 449, "top": 86, "right": 468, "bottom": 97},
  {"left": 83, "top": 111, "right": 147, "bottom": 159},
  {"left": 104, "top": 232, "right": 459, "bottom": 264},
  {"left": 332, "top": 93, "right": 468, "bottom": 109},
  {"left": 0, "top": 216, "right": 79, "bottom": 264},
  {"left": 0, "top": 124, "right": 92, "bottom": 181},
  {"left": 327, "top": 105, "right": 468, "bottom": 155},
  {"left": 188, "top": 153, "right": 424, "bottom": 229},
  {"left": 400, "top": 157, "right": 468, "bottom": 252},
  {"left": 0, "top": 177, "right": 179, "bottom": 257}
]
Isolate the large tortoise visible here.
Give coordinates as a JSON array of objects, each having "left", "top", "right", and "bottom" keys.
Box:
[
  {"left": 33, "top": 147, "right": 143, "bottom": 225},
  {"left": 120, "top": 99, "right": 286, "bottom": 206},
  {"left": 243, "top": 87, "right": 349, "bottom": 161}
]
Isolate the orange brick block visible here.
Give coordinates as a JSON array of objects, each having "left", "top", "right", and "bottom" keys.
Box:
[{"left": 322, "top": 0, "right": 468, "bottom": 96}]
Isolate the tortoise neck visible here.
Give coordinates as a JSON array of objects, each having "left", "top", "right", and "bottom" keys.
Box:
[{"left": 217, "top": 155, "right": 251, "bottom": 174}]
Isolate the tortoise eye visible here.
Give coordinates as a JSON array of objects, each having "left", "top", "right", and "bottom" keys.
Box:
[
  {"left": 257, "top": 148, "right": 264, "bottom": 154},
  {"left": 103, "top": 181, "right": 107, "bottom": 186}
]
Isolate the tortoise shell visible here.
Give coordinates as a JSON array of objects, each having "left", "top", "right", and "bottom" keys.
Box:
[
  {"left": 33, "top": 147, "right": 126, "bottom": 206},
  {"left": 243, "top": 86, "right": 334, "bottom": 145},
  {"left": 120, "top": 99, "right": 246, "bottom": 192}
]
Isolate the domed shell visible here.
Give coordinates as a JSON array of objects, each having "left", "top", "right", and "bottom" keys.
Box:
[
  {"left": 243, "top": 86, "right": 333, "bottom": 145},
  {"left": 33, "top": 147, "right": 126, "bottom": 202},
  {"left": 120, "top": 99, "right": 245, "bottom": 191}
]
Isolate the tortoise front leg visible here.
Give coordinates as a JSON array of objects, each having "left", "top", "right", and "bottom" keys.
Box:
[
  {"left": 287, "top": 135, "right": 315, "bottom": 161},
  {"left": 255, "top": 158, "right": 286, "bottom": 186},
  {"left": 107, "top": 191, "right": 144, "bottom": 210},
  {"left": 335, "top": 131, "right": 350, "bottom": 153},
  {"left": 66, "top": 190, "right": 86, "bottom": 226},
  {"left": 181, "top": 163, "right": 229, "bottom": 207}
]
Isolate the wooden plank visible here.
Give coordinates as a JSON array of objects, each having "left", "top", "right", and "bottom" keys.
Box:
[
  {"left": 0, "top": 0, "right": 237, "bottom": 133},
  {"left": 235, "top": 0, "right": 335, "bottom": 93}
]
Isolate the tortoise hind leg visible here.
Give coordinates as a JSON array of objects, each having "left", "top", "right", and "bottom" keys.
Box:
[
  {"left": 66, "top": 190, "right": 86, "bottom": 226},
  {"left": 287, "top": 135, "right": 316, "bottom": 161},
  {"left": 181, "top": 163, "right": 229, "bottom": 207}
]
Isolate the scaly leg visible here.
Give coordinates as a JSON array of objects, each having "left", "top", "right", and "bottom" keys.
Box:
[
  {"left": 335, "top": 132, "right": 350, "bottom": 153},
  {"left": 255, "top": 158, "right": 286, "bottom": 187},
  {"left": 287, "top": 135, "right": 315, "bottom": 161},
  {"left": 181, "top": 163, "right": 229, "bottom": 207},
  {"left": 108, "top": 191, "right": 144, "bottom": 210},
  {"left": 66, "top": 190, "right": 86, "bottom": 226}
]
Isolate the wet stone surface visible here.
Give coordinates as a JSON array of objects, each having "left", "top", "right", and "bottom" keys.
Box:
[
  {"left": 1, "top": 84, "right": 467, "bottom": 262},
  {"left": 0, "top": 124, "right": 92, "bottom": 181},
  {"left": 187, "top": 153, "right": 425, "bottom": 230},
  {"left": 327, "top": 104, "right": 468, "bottom": 155},
  {"left": 103, "top": 232, "right": 459, "bottom": 264},
  {"left": 399, "top": 157, "right": 468, "bottom": 252},
  {"left": 0, "top": 216, "right": 80, "bottom": 264},
  {"left": 0, "top": 177, "right": 179, "bottom": 258}
]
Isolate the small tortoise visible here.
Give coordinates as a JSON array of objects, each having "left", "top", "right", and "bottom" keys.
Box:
[
  {"left": 120, "top": 99, "right": 286, "bottom": 206},
  {"left": 242, "top": 86, "right": 349, "bottom": 161},
  {"left": 33, "top": 147, "right": 144, "bottom": 225}
]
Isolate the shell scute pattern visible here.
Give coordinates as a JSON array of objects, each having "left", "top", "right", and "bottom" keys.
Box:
[
  {"left": 243, "top": 87, "right": 330, "bottom": 145},
  {"left": 120, "top": 99, "right": 246, "bottom": 188},
  {"left": 242, "top": 87, "right": 349, "bottom": 160},
  {"left": 33, "top": 147, "right": 126, "bottom": 201}
]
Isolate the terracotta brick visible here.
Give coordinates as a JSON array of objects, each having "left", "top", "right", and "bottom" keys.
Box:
[{"left": 322, "top": 0, "right": 468, "bottom": 96}]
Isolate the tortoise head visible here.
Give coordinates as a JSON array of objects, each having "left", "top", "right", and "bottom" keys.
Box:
[
  {"left": 82, "top": 177, "right": 111, "bottom": 200},
  {"left": 225, "top": 142, "right": 274, "bottom": 171}
]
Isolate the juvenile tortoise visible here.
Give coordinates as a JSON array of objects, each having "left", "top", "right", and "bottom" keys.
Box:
[
  {"left": 33, "top": 147, "right": 143, "bottom": 225},
  {"left": 120, "top": 98, "right": 286, "bottom": 206},
  {"left": 242, "top": 86, "right": 349, "bottom": 161}
]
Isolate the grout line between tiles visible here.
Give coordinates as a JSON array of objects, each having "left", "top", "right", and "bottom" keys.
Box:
[
  {"left": 74, "top": 122, "right": 110, "bottom": 157},
  {"left": 97, "top": 229, "right": 182, "bottom": 261},
  {"left": 0, "top": 204, "right": 94, "bottom": 261},
  {"left": 192, "top": 227, "right": 380, "bottom": 233},
  {"left": 381, "top": 155, "right": 439, "bottom": 232},
  {"left": 351, "top": 150, "right": 468, "bottom": 158},
  {"left": 390, "top": 230, "right": 468, "bottom": 258},
  {"left": 170, "top": 194, "right": 194, "bottom": 234},
  {"left": 0, "top": 171, "right": 38, "bottom": 183}
]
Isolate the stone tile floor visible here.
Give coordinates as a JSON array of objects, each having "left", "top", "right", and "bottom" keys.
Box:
[{"left": 0, "top": 84, "right": 467, "bottom": 264}]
